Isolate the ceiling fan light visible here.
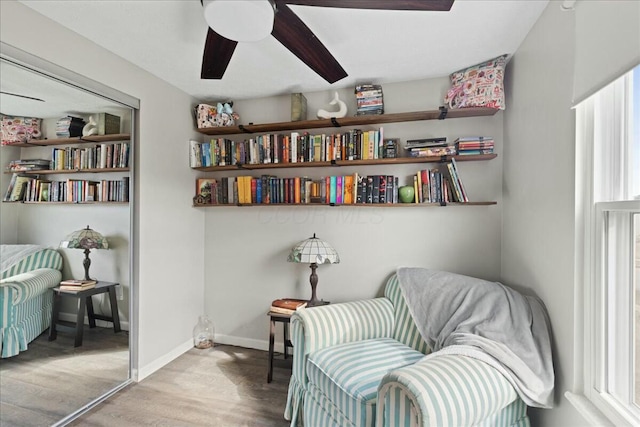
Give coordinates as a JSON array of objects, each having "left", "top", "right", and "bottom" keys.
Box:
[{"left": 203, "top": 0, "right": 275, "bottom": 43}]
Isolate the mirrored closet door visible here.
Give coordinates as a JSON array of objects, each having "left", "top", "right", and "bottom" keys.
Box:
[{"left": 0, "top": 46, "right": 137, "bottom": 427}]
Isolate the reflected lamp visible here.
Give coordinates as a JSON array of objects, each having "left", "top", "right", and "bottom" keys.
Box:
[{"left": 60, "top": 225, "right": 109, "bottom": 281}]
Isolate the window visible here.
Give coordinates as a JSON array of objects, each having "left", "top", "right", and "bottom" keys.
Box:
[{"left": 576, "top": 65, "right": 640, "bottom": 425}]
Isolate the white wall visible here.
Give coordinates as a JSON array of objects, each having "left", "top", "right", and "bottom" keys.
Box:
[
  {"left": 0, "top": 145, "right": 19, "bottom": 243},
  {"left": 0, "top": 0, "right": 205, "bottom": 379},
  {"left": 502, "top": 3, "right": 585, "bottom": 426},
  {"left": 205, "top": 78, "right": 505, "bottom": 349}
]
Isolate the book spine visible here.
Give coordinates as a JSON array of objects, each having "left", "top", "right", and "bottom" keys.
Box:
[{"left": 378, "top": 175, "right": 386, "bottom": 203}]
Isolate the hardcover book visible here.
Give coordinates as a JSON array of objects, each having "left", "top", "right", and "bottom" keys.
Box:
[
  {"left": 59, "top": 283, "right": 96, "bottom": 291},
  {"left": 60, "top": 279, "right": 97, "bottom": 286},
  {"left": 270, "top": 298, "right": 308, "bottom": 315}
]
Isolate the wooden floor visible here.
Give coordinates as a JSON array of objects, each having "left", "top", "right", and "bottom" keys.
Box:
[
  {"left": 70, "top": 345, "right": 291, "bottom": 427},
  {"left": 0, "top": 326, "right": 129, "bottom": 427}
]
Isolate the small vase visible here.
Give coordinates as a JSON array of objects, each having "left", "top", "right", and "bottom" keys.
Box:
[{"left": 192, "top": 315, "right": 215, "bottom": 349}]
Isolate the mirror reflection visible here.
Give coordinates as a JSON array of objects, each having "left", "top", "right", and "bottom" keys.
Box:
[{"left": 0, "top": 58, "right": 132, "bottom": 426}]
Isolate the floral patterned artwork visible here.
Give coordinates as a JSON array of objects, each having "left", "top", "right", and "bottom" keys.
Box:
[{"left": 444, "top": 54, "right": 507, "bottom": 110}]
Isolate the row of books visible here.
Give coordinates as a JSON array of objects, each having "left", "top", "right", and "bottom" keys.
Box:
[
  {"left": 56, "top": 116, "right": 85, "bottom": 138},
  {"left": 411, "top": 158, "right": 469, "bottom": 204},
  {"left": 6, "top": 159, "right": 50, "bottom": 172},
  {"left": 51, "top": 142, "right": 130, "bottom": 170},
  {"left": 455, "top": 137, "right": 495, "bottom": 155},
  {"left": 189, "top": 127, "right": 395, "bottom": 168},
  {"left": 6, "top": 174, "right": 130, "bottom": 203},
  {"left": 196, "top": 172, "right": 438, "bottom": 205},
  {"left": 355, "top": 84, "right": 384, "bottom": 116},
  {"left": 270, "top": 298, "right": 307, "bottom": 315},
  {"left": 59, "top": 279, "right": 96, "bottom": 291}
]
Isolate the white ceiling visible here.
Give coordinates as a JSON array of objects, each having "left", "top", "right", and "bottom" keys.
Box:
[
  {"left": 0, "top": 60, "right": 129, "bottom": 119},
  {"left": 18, "top": 0, "right": 549, "bottom": 102}
]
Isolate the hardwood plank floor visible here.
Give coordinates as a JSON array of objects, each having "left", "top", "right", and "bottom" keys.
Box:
[
  {"left": 70, "top": 345, "right": 291, "bottom": 427},
  {"left": 0, "top": 326, "right": 129, "bottom": 427}
]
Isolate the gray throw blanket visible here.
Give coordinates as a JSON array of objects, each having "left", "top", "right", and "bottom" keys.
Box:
[{"left": 397, "top": 268, "right": 554, "bottom": 409}]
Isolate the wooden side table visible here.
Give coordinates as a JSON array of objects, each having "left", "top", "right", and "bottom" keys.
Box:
[
  {"left": 49, "top": 281, "right": 122, "bottom": 347},
  {"left": 267, "top": 311, "right": 293, "bottom": 383}
]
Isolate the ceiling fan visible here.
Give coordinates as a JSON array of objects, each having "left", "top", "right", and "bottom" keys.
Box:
[
  {"left": 200, "top": 0, "right": 455, "bottom": 83},
  {"left": 0, "top": 91, "right": 45, "bottom": 102}
]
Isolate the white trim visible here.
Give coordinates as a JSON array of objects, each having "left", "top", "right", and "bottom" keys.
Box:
[
  {"left": 565, "top": 391, "right": 613, "bottom": 426},
  {"left": 137, "top": 338, "right": 193, "bottom": 381},
  {"left": 0, "top": 42, "right": 140, "bottom": 109},
  {"left": 575, "top": 67, "right": 640, "bottom": 426}
]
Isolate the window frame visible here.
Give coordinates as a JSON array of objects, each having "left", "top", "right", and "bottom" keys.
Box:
[{"left": 573, "top": 67, "right": 640, "bottom": 427}]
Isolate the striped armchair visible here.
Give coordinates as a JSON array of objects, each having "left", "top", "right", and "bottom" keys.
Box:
[
  {"left": 1, "top": 245, "right": 63, "bottom": 358},
  {"left": 284, "top": 274, "right": 529, "bottom": 427}
]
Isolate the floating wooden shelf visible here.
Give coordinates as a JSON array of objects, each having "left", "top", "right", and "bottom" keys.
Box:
[
  {"left": 3, "top": 133, "right": 131, "bottom": 147},
  {"left": 4, "top": 167, "right": 130, "bottom": 175},
  {"left": 4, "top": 201, "right": 129, "bottom": 205},
  {"left": 193, "top": 202, "right": 496, "bottom": 208},
  {"left": 195, "top": 107, "right": 498, "bottom": 136},
  {"left": 193, "top": 154, "right": 497, "bottom": 172}
]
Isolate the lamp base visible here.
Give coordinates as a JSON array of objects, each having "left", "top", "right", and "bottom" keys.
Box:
[
  {"left": 307, "top": 263, "right": 322, "bottom": 307},
  {"left": 83, "top": 248, "right": 92, "bottom": 281},
  {"left": 307, "top": 299, "right": 330, "bottom": 308}
]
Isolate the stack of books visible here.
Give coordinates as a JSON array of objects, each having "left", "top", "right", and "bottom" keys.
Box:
[
  {"left": 413, "top": 158, "right": 469, "bottom": 204},
  {"left": 7, "top": 159, "right": 50, "bottom": 172},
  {"left": 56, "top": 116, "right": 85, "bottom": 138},
  {"left": 405, "top": 137, "right": 457, "bottom": 157},
  {"left": 355, "top": 84, "right": 383, "bottom": 116},
  {"left": 270, "top": 298, "right": 307, "bottom": 315},
  {"left": 59, "top": 279, "right": 97, "bottom": 291},
  {"left": 455, "top": 137, "right": 495, "bottom": 155}
]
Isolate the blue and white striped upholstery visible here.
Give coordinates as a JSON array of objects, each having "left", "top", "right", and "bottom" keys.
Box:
[
  {"left": 1, "top": 248, "right": 63, "bottom": 358},
  {"left": 377, "top": 355, "right": 521, "bottom": 427},
  {"left": 384, "top": 274, "right": 430, "bottom": 354},
  {"left": 1, "top": 248, "right": 62, "bottom": 279},
  {"left": 285, "top": 273, "right": 530, "bottom": 427},
  {"left": 285, "top": 298, "right": 395, "bottom": 424},
  {"left": 307, "top": 338, "right": 424, "bottom": 427}
]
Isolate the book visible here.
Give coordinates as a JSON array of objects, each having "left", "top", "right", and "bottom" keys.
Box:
[
  {"left": 59, "top": 283, "right": 96, "bottom": 291},
  {"left": 5, "top": 174, "right": 34, "bottom": 202},
  {"left": 270, "top": 298, "right": 307, "bottom": 315},
  {"left": 405, "top": 137, "right": 447, "bottom": 149},
  {"left": 408, "top": 146, "right": 457, "bottom": 157},
  {"left": 60, "top": 279, "right": 97, "bottom": 286}
]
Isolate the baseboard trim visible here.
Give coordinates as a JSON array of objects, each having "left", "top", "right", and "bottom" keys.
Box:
[
  {"left": 58, "top": 311, "right": 130, "bottom": 331},
  {"left": 137, "top": 338, "right": 193, "bottom": 381}
]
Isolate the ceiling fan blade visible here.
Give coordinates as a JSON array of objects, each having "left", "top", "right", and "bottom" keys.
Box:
[
  {"left": 201, "top": 27, "right": 238, "bottom": 79},
  {"left": 272, "top": 3, "right": 347, "bottom": 84},
  {"left": 0, "top": 91, "right": 45, "bottom": 102},
  {"left": 283, "top": 0, "right": 454, "bottom": 11}
]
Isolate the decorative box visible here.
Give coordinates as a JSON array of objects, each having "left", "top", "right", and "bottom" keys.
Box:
[
  {"left": 291, "top": 93, "right": 307, "bottom": 121},
  {"left": 97, "top": 113, "right": 121, "bottom": 135},
  {"left": 1, "top": 116, "right": 42, "bottom": 145}
]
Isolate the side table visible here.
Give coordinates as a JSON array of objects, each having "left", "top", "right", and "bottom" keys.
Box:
[
  {"left": 267, "top": 311, "right": 293, "bottom": 383},
  {"left": 49, "top": 281, "right": 122, "bottom": 347}
]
